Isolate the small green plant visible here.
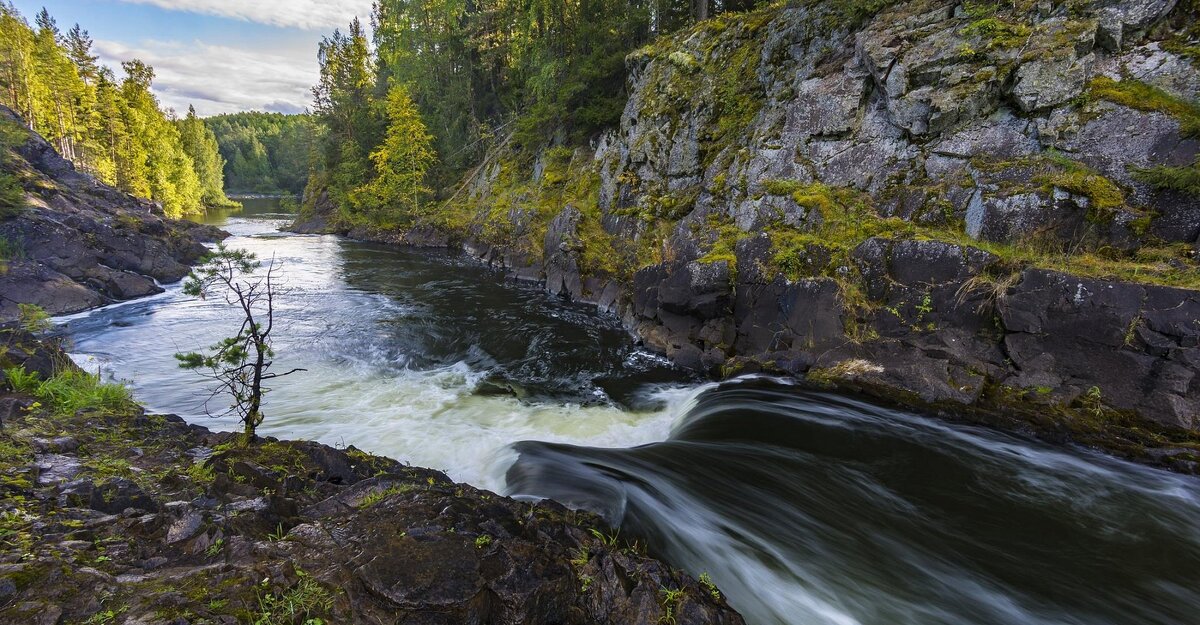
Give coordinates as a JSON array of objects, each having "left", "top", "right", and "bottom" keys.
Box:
[
  {"left": 0, "top": 235, "right": 23, "bottom": 261},
  {"left": 915, "top": 293, "right": 934, "bottom": 320},
  {"left": 17, "top": 303, "right": 52, "bottom": 333},
  {"left": 658, "top": 586, "right": 685, "bottom": 625},
  {"left": 83, "top": 609, "right": 122, "bottom": 625},
  {"left": 589, "top": 527, "right": 621, "bottom": 548},
  {"left": 569, "top": 546, "right": 590, "bottom": 568},
  {"left": 0, "top": 171, "right": 23, "bottom": 220},
  {"left": 1132, "top": 159, "right": 1200, "bottom": 197},
  {"left": 699, "top": 572, "right": 721, "bottom": 601},
  {"left": 474, "top": 534, "right": 492, "bottom": 549},
  {"left": 205, "top": 537, "right": 225, "bottom": 558},
  {"left": 254, "top": 569, "right": 335, "bottom": 625},
  {"left": 356, "top": 483, "right": 412, "bottom": 508},
  {"left": 1082, "top": 385, "right": 1106, "bottom": 418},
  {"left": 2, "top": 367, "right": 135, "bottom": 416},
  {"left": 267, "top": 523, "right": 287, "bottom": 542},
  {"left": 186, "top": 460, "right": 215, "bottom": 485},
  {"left": 579, "top": 574, "right": 594, "bottom": 592}
]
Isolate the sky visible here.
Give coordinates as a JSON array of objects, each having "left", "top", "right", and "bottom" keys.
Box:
[{"left": 9, "top": 0, "right": 374, "bottom": 116}]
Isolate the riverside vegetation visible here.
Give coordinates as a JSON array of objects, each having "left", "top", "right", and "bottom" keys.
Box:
[{"left": 291, "top": 0, "right": 1200, "bottom": 470}]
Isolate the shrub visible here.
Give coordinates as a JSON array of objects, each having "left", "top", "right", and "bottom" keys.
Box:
[
  {"left": 0, "top": 235, "right": 23, "bottom": 260},
  {"left": 16, "top": 304, "right": 51, "bottom": 333},
  {"left": 0, "top": 171, "right": 22, "bottom": 219}
]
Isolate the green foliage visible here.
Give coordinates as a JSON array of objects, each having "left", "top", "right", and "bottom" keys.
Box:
[
  {"left": 312, "top": 0, "right": 763, "bottom": 212},
  {"left": 474, "top": 534, "right": 492, "bottom": 549},
  {"left": 0, "top": 119, "right": 25, "bottom": 219},
  {"left": 350, "top": 84, "right": 436, "bottom": 223},
  {"left": 206, "top": 111, "right": 315, "bottom": 195},
  {"left": 1088, "top": 76, "right": 1200, "bottom": 138},
  {"left": 356, "top": 483, "right": 412, "bottom": 508},
  {"left": 3, "top": 366, "right": 135, "bottom": 416},
  {"left": 819, "top": 0, "right": 899, "bottom": 29},
  {"left": 177, "top": 105, "right": 239, "bottom": 208},
  {"left": 698, "top": 572, "right": 721, "bottom": 601},
  {"left": 16, "top": 303, "right": 51, "bottom": 333},
  {"left": 0, "top": 170, "right": 21, "bottom": 219},
  {"left": 698, "top": 216, "right": 743, "bottom": 272},
  {"left": 1132, "top": 159, "right": 1200, "bottom": 197},
  {"left": 254, "top": 570, "right": 335, "bottom": 625},
  {"left": 0, "top": 234, "right": 23, "bottom": 264},
  {"left": 658, "top": 586, "right": 685, "bottom": 625},
  {"left": 961, "top": 14, "right": 1032, "bottom": 50},
  {"left": 0, "top": 5, "right": 210, "bottom": 217},
  {"left": 1036, "top": 152, "right": 1126, "bottom": 219}
]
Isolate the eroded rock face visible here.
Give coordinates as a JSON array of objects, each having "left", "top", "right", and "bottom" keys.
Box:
[
  {"left": 0, "top": 105, "right": 226, "bottom": 322},
  {"left": 589, "top": 0, "right": 1200, "bottom": 438}
]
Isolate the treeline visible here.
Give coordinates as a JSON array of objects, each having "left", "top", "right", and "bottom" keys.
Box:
[
  {"left": 205, "top": 112, "right": 314, "bottom": 195},
  {"left": 0, "top": 3, "right": 235, "bottom": 217},
  {"left": 309, "top": 0, "right": 757, "bottom": 225}
]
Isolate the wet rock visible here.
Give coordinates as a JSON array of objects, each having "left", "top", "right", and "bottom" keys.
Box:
[
  {"left": 165, "top": 511, "right": 204, "bottom": 544},
  {"left": 999, "top": 270, "right": 1200, "bottom": 429},
  {"left": 0, "top": 396, "right": 33, "bottom": 428},
  {"left": 35, "top": 454, "right": 82, "bottom": 486},
  {"left": 30, "top": 436, "right": 79, "bottom": 453},
  {"left": 86, "top": 478, "right": 158, "bottom": 514}
]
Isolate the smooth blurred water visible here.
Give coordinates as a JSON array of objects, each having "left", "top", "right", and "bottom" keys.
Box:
[{"left": 59, "top": 199, "right": 1200, "bottom": 625}]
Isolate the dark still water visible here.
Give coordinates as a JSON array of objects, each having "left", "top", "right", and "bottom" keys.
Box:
[{"left": 59, "top": 199, "right": 1200, "bottom": 625}]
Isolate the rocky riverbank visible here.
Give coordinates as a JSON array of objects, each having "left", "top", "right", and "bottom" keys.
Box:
[
  {"left": 293, "top": 0, "right": 1200, "bottom": 472},
  {"left": 0, "top": 105, "right": 226, "bottom": 323},
  {"left": 0, "top": 329, "right": 743, "bottom": 624}
]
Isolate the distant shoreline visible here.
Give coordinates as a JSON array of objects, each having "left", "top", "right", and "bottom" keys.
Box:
[{"left": 226, "top": 192, "right": 300, "bottom": 199}]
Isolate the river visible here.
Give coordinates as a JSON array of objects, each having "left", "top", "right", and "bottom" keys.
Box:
[{"left": 59, "top": 198, "right": 1200, "bottom": 625}]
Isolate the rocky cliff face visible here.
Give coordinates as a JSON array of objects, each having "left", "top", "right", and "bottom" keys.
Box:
[
  {"left": 595, "top": 0, "right": 1200, "bottom": 438},
  {"left": 295, "top": 0, "right": 1200, "bottom": 469},
  {"left": 0, "top": 105, "right": 225, "bottom": 322},
  {"left": 0, "top": 331, "right": 742, "bottom": 624}
]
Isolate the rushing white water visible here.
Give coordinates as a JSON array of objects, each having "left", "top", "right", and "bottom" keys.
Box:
[
  {"left": 60, "top": 200, "right": 1200, "bottom": 625},
  {"left": 60, "top": 200, "right": 700, "bottom": 490}
]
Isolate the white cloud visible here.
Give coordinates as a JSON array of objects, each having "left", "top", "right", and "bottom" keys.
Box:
[
  {"left": 118, "top": 0, "right": 374, "bottom": 30},
  {"left": 94, "top": 38, "right": 316, "bottom": 116}
]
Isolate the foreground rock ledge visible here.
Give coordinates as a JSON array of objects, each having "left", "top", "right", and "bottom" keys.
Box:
[{"left": 0, "top": 332, "right": 743, "bottom": 625}]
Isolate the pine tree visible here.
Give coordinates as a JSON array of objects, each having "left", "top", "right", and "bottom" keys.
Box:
[
  {"left": 357, "top": 83, "right": 435, "bottom": 220},
  {"left": 65, "top": 24, "right": 98, "bottom": 84},
  {"left": 177, "top": 105, "right": 237, "bottom": 208}
]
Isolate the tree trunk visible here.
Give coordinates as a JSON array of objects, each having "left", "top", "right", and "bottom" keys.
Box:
[{"left": 246, "top": 339, "right": 266, "bottom": 438}]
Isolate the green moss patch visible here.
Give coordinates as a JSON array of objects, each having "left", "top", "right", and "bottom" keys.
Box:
[{"left": 1088, "top": 76, "right": 1200, "bottom": 138}]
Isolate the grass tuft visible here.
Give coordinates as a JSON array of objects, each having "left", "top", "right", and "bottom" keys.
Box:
[{"left": 4, "top": 366, "right": 136, "bottom": 416}]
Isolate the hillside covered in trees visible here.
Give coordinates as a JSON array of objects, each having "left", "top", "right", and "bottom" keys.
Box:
[
  {"left": 305, "top": 0, "right": 755, "bottom": 225},
  {"left": 0, "top": 3, "right": 236, "bottom": 217},
  {"left": 205, "top": 111, "right": 314, "bottom": 196}
]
